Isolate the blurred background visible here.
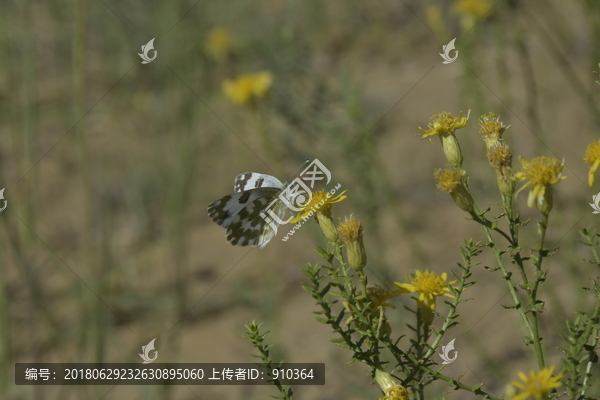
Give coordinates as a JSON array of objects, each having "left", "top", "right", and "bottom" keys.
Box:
[{"left": 1, "top": 0, "right": 600, "bottom": 399}]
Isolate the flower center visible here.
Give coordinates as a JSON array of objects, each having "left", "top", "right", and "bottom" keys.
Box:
[
  {"left": 522, "top": 157, "right": 564, "bottom": 185},
  {"left": 412, "top": 272, "right": 447, "bottom": 295}
]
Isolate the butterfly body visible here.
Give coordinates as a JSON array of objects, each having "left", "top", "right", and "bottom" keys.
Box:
[{"left": 208, "top": 172, "right": 292, "bottom": 248}]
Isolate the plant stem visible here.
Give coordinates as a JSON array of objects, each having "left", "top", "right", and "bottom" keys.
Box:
[
  {"left": 384, "top": 341, "right": 502, "bottom": 400},
  {"left": 528, "top": 213, "right": 549, "bottom": 369},
  {"left": 580, "top": 324, "right": 599, "bottom": 399},
  {"left": 481, "top": 222, "right": 544, "bottom": 367}
]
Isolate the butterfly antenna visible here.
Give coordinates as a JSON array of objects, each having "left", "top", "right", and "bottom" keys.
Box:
[{"left": 289, "top": 158, "right": 310, "bottom": 180}]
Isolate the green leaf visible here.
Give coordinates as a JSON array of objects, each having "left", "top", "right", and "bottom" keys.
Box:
[
  {"left": 531, "top": 300, "right": 545, "bottom": 312},
  {"left": 336, "top": 342, "right": 352, "bottom": 350},
  {"left": 535, "top": 270, "right": 546, "bottom": 281},
  {"left": 523, "top": 335, "right": 533, "bottom": 345},
  {"left": 523, "top": 281, "right": 537, "bottom": 290},
  {"left": 314, "top": 246, "right": 333, "bottom": 261},
  {"left": 319, "top": 284, "right": 331, "bottom": 297}
]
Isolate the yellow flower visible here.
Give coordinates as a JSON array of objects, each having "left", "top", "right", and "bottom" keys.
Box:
[
  {"left": 338, "top": 215, "right": 367, "bottom": 272},
  {"left": 511, "top": 366, "right": 563, "bottom": 400},
  {"left": 367, "top": 285, "right": 397, "bottom": 311},
  {"left": 487, "top": 143, "right": 513, "bottom": 169},
  {"left": 426, "top": 5, "right": 449, "bottom": 39},
  {"left": 513, "top": 156, "right": 566, "bottom": 215},
  {"left": 344, "top": 286, "right": 396, "bottom": 334},
  {"left": 434, "top": 168, "right": 464, "bottom": 192},
  {"left": 584, "top": 139, "right": 600, "bottom": 187},
  {"left": 290, "top": 190, "right": 347, "bottom": 223},
  {"left": 204, "top": 28, "right": 235, "bottom": 62},
  {"left": 394, "top": 269, "right": 458, "bottom": 325},
  {"left": 479, "top": 112, "right": 510, "bottom": 150},
  {"left": 290, "top": 190, "right": 348, "bottom": 242},
  {"left": 452, "top": 0, "right": 492, "bottom": 32},
  {"left": 222, "top": 72, "right": 273, "bottom": 107},
  {"left": 419, "top": 111, "right": 470, "bottom": 168},
  {"left": 434, "top": 168, "right": 475, "bottom": 213},
  {"left": 452, "top": 0, "right": 492, "bottom": 18},
  {"left": 375, "top": 370, "right": 410, "bottom": 400}
]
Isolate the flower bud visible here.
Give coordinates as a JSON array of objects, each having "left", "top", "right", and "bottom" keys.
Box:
[
  {"left": 536, "top": 185, "right": 553, "bottom": 215},
  {"left": 338, "top": 215, "right": 367, "bottom": 272},
  {"left": 316, "top": 212, "right": 339, "bottom": 243},
  {"left": 418, "top": 111, "right": 469, "bottom": 169},
  {"left": 375, "top": 370, "right": 409, "bottom": 400},
  {"left": 441, "top": 134, "right": 463, "bottom": 169},
  {"left": 479, "top": 112, "right": 509, "bottom": 150},
  {"left": 496, "top": 168, "right": 515, "bottom": 199}
]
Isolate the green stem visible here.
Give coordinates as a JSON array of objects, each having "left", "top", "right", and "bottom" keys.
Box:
[
  {"left": 529, "top": 213, "right": 549, "bottom": 370},
  {"left": 580, "top": 321, "right": 600, "bottom": 398},
  {"left": 591, "top": 242, "right": 600, "bottom": 265},
  {"left": 470, "top": 210, "right": 513, "bottom": 244},
  {"left": 399, "top": 245, "right": 475, "bottom": 387},
  {"left": 481, "top": 222, "right": 543, "bottom": 366},
  {"left": 415, "top": 310, "right": 426, "bottom": 400}
]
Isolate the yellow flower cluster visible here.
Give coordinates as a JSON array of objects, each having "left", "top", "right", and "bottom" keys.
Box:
[
  {"left": 222, "top": 72, "right": 273, "bottom": 107},
  {"left": 420, "top": 110, "right": 573, "bottom": 216}
]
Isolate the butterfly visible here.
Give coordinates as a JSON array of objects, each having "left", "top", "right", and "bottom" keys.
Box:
[{"left": 207, "top": 172, "right": 295, "bottom": 248}]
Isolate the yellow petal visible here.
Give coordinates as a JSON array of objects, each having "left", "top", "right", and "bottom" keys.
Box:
[
  {"left": 290, "top": 215, "right": 303, "bottom": 224},
  {"left": 330, "top": 190, "right": 349, "bottom": 203},
  {"left": 527, "top": 187, "right": 536, "bottom": 208},
  {"left": 590, "top": 159, "right": 600, "bottom": 187},
  {"left": 424, "top": 293, "right": 436, "bottom": 311},
  {"left": 394, "top": 283, "right": 417, "bottom": 294},
  {"left": 512, "top": 381, "right": 525, "bottom": 389}
]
